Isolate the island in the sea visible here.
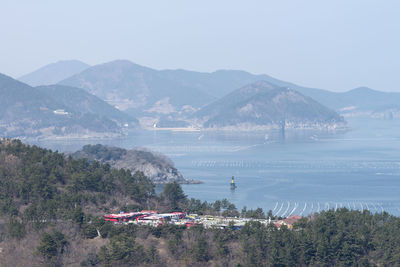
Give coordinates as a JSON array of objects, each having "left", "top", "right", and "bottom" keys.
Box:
[
  {"left": 71, "top": 144, "right": 201, "bottom": 184},
  {"left": 165, "top": 81, "right": 347, "bottom": 131}
]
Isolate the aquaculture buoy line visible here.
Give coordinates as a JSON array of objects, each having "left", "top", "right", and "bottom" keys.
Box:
[
  {"left": 224, "top": 178, "right": 398, "bottom": 217},
  {"left": 265, "top": 201, "right": 399, "bottom": 218}
]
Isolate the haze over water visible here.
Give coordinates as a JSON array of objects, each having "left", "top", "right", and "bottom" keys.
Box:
[{"left": 35, "top": 118, "right": 400, "bottom": 216}]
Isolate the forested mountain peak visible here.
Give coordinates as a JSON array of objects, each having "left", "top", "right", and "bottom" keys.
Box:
[{"left": 194, "top": 81, "right": 345, "bottom": 130}]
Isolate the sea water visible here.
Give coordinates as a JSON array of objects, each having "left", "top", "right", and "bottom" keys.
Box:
[{"left": 34, "top": 118, "right": 400, "bottom": 216}]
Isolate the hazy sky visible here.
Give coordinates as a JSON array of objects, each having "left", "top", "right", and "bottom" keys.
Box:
[{"left": 1, "top": 0, "right": 399, "bottom": 92}]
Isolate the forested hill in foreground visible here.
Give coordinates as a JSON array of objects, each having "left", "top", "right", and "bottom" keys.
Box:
[{"left": 0, "top": 139, "right": 400, "bottom": 266}]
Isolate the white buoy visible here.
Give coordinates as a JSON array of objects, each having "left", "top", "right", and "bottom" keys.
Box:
[
  {"left": 288, "top": 203, "right": 298, "bottom": 216},
  {"left": 281, "top": 202, "right": 290, "bottom": 218},
  {"left": 300, "top": 203, "right": 307, "bottom": 216},
  {"left": 275, "top": 202, "right": 284, "bottom": 217},
  {"left": 272, "top": 202, "right": 278, "bottom": 213}
]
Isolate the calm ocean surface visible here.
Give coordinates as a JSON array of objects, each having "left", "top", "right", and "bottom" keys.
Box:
[{"left": 34, "top": 118, "right": 400, "bottom": 216}]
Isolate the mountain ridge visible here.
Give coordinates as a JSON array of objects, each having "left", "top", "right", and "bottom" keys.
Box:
[
  {"left": 193, "top": 81, "right": 345, "bottom": 130},
  {"left": 36, "top": 84, "right": 137, "bottom": 126},
  {"left": 18, "top": 60, "right": 90, "bottom": 86},
  {"left": 56, "top": 59, "right": 400, "bottom": 120},
  {"left": 0, "top": 73, "right": 137, "bottom": 139},
  {"left": 59, "top": 60, "right": 215, "bottom": 115}
]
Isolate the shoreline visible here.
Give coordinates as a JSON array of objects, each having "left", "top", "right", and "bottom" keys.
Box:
[
  {"left": 144, "top": 124, "right": 349, "bottom": 133},
  {"left": 6, "top": 123, "right": 350, "bottom": 141}
]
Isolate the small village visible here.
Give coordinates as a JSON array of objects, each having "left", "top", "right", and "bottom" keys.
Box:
[
  {"left": 104, "top": 177, "right": 303, "bottom": 230},
  {"left": 104, "top": 210, "right": 303, "bottom": 230}
]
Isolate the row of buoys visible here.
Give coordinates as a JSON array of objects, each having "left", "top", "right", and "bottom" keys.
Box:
[
  {"left": 150, "top": 145, "right": 245, "bottom": 153},
  {"left": 226, "top": 177, "right": 398, "bottom": 217},
  {"left": 269, "top": 201, "right": 395, "bottom": 218},
  {"left": 191, "top": 160, "right": 400, "bottom": 172}
]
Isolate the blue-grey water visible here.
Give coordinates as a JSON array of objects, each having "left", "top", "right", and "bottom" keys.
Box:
[{"left": 34, "top": 118, "right": 400, "bottom": 216}]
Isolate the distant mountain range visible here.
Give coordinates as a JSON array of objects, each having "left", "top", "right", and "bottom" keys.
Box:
[
  {"left": 301, "top": 87, "right": 400, "bottom": 118},
  {"left": 4, "top": 59, "right": 400, "bottom": 137},
  {"left": 19, "top": 60, "right": 90, "bottom": 86},
  {"left": 57, "top": 60, "right": 400, "bottom": 120},
  {"left": 0, "top": 73, "right": 136, "bottom": 139},
  {"left": 192, "top": 81, "right": 345, "bottom": 130},
  {"left": 59, "top": 60, "right": 216, "bottom": 116}
]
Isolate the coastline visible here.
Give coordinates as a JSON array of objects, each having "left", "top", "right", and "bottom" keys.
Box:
[{"left": 145, "top": 122, "right": 349, "bottom": 133}]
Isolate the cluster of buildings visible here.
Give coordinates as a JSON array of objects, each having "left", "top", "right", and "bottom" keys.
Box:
[{"left": 104, "top": 210, "right": 303, "bottom": 230}]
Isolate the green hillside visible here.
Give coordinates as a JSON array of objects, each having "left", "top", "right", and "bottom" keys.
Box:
[{"left": 0, "top": 140, "right": 400, "bottom": 266}]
